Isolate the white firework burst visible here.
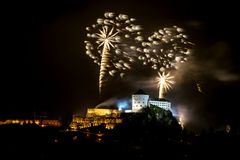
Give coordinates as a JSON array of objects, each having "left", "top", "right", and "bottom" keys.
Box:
[
  {"left": 139, "top": 26, "right": 194, "bottom": 98},
  {"left": 85, "top": 12, "right": 143, "bottom": 94},
  {"left": 140, "top": 26, "right": 194, "bottom": 73},
  {"left": 156, "top": 72, "right": 175, "bottom": 99},
  {"left": 96, "top": 26, "right": 119, "bottom": 50}
]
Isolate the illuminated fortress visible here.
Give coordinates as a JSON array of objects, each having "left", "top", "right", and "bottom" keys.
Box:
[
  {"left": 69, "top": 89, "right": 172, "bottom": 131},
  {"left": 130, "top": 89, "right": 172, "bottom": 113},
  {"left": 149, "top": 98, "right": 171, "bottom": 111}
]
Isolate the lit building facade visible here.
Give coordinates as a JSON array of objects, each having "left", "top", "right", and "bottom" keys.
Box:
[
  {"left": 132, "top": 89, "right": 149, "bottom": 112},
  {"left": 0, "top": 119, "right": 61, "bottom": 127},
  {"left": 86, "top": 108, "right": 121, "bottom": 117},
  {"left": 69, "top": 108, "right": 122, "bottom": 131},
  {"left": 149, "top": 98, "right": 171, "bottom": 111}
]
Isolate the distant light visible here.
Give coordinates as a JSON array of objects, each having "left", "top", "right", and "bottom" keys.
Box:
[
  {"left": 171, "top": 107, "right": 178, "bottom": 117},
  {"left": 117, "top": 100, "right": 129, "bottom": 110},
  {"left": 226, "top": 125, "right": 231, "bottom": 133},
  {"left": 124, "top": 110, "right": 132, "bottom": 113},
  {"left": 73, "top": 136, "right": 78, "bottom": 141}
]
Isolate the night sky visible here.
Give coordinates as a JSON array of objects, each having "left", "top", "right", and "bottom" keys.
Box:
[{"left": 2, "top": 0, "right": 240, "bottom": 130}]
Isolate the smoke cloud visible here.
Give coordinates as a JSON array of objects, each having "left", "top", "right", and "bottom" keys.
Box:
[
  {"left": 96, "top": 97, "right": 118, "bottom": 108},
  {"left": 118, "top": 40, "right": 239, "bottom": 131}
]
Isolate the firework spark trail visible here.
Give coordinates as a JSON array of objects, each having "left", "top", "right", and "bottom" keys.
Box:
[
  {"left": 139, "top": 26, "right": 194, "bottom": 98},
  {"left": 99, "top": 43, "right": 110, "bottom": 93},
  {"left": 97, "top": 26, "right": 118, "bottom": 93},
  {"left": 85, "top": 12, "right": 143, "bottom": 94},
  {"left": 157, "top": 72, "right": 175, "bottom": 98}
]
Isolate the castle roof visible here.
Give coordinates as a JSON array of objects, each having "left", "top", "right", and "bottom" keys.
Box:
[
  {"left": 149, "top": 98, "right": 170, "bottom": 102},
  {"left": 133, "top": 89, "right": 148, "bottom": 95}
]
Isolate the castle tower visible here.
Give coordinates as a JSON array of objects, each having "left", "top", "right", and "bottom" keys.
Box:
[{"left": 132, "top": 89, "right": 149, "bottom": 112}]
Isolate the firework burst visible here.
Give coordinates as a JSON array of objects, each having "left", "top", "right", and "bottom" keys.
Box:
[
  {"left": 85, "top": 12, "right": 143, "bottom": 94},
  {"left": 157, "top": 72, "right": 175, "bottom": 98},
  {"left": 141, "top": 26, "right": 194, "bottom": 98},
  {"left": 140, "top": 26, "right": 194, "bottom": 72}
]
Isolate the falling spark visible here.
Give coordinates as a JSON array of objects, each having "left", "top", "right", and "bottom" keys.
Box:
[{"left": 196, "top": 83, "right": 203, "bottom": 93}]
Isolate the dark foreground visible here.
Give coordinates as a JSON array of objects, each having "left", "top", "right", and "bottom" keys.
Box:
[{"left": 1, "top": 125, "right": 239, "bottom": 160}]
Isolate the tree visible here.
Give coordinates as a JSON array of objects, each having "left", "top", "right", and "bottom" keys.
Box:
[{"left": 141, "top": 104, "right": 179, "bottom": 127}]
